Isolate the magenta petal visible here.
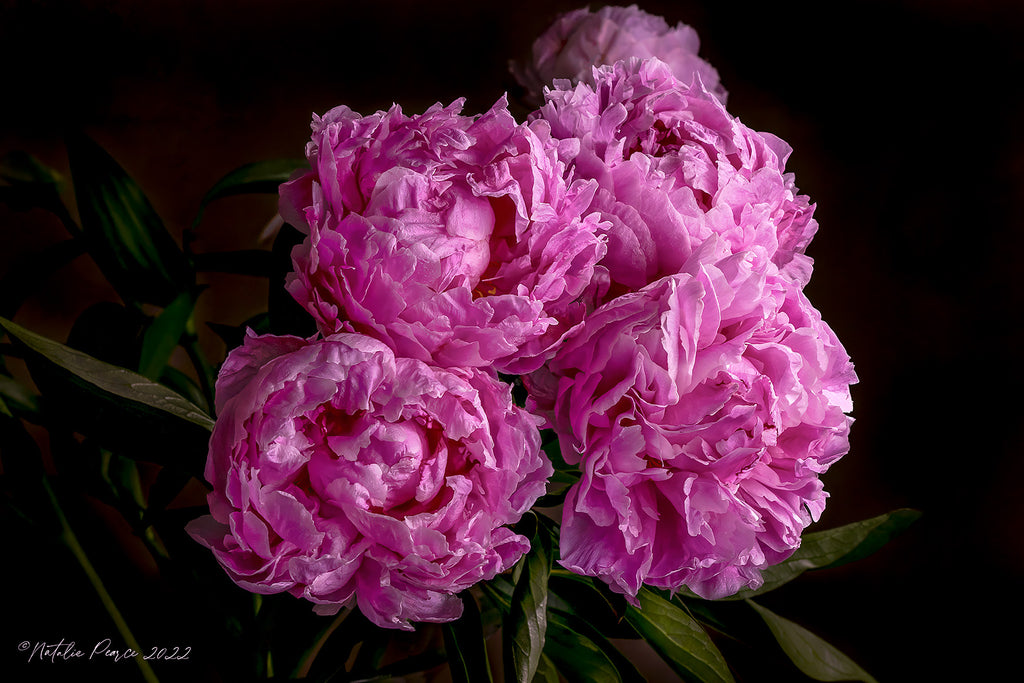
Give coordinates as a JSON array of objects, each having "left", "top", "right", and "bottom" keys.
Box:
[
  {"left": 538, "top": 246, "right": 855, "bottom": 599},
  {"left": 533, "top": 57, "right": 819, "bottom": 301},
  {"left": 281, "top": 96, "right": 606, "bottom": 372},
  {"left": 191, "top": 332, "right": 549, "bottom": 628},
  {"left": 512, "top": 5, "right": 727, "bottom": 107}
]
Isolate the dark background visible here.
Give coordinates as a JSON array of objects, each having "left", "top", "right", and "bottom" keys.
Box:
[{"left": 2, "top": 0, "right": 1022, "bottom": 681}]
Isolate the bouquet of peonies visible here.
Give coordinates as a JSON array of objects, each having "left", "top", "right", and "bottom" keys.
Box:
[{"left": 0, "top": 6, "right": 916, "bottom": 682}]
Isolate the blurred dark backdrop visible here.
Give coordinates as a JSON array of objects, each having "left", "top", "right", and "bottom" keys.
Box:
[{"left": 1, "top": 0, "right": 1021, "bottom": 681}]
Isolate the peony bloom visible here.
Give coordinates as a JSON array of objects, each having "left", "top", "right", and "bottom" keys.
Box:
[
  {"left": 534, "top": 57, "right": 818, "bottom": 299},
  {"left": 280, "top": 97, "right": 606, "bottom": 374},
  {"left": 187, "top": 331, "right": 551, "bottom": 629},
  {"left": 527, "top": 240, "right": 856, "bottom": 600},
  {"left": 512, "top": 4, "right": 727, "bottom": 107}
]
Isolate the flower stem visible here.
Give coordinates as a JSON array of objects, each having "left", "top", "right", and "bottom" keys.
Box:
[
  {"left": 183, "top": 327, "right": 216, "bottom": 413},
  {"left": 293, "top": 609, "right": 351, "bottom": 678},
  {"left": 43, "top": 477, "right": 160, "bottom": 683}
]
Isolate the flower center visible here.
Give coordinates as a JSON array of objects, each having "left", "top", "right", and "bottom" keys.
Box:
[{"left": 304, "top": 406, "right": 450, "bottom": 517}]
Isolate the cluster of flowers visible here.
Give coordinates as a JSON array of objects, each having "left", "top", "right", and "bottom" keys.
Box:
[{"left": 188, "top": 5, "right": 856, "bottom": 629}]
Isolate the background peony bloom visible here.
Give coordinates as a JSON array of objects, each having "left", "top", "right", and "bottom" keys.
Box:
[
  {"left": 527, "top": 240, "right": 856, "bottom": 600},
  {"left": 511, "top": 4, "right": 727, "bottom": 107},
  {"left": 187, "top": 331, "right": 551, "bottom": 630},
  {"left": 280, "top": 98, "right": 606, "bottom": 374},
  {"left": 534, "top": 57, "right": 818, "bottom": 299}
]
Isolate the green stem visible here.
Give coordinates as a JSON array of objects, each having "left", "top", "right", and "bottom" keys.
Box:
[
  {"left": 183, "top": 329, "right": 216, "bottom": 413},
  {"left": 293, "top": 609, "right": 351, "bottom": 679},
  {"left": 43, "top": 477, "right": 159, "bottom": 683}
]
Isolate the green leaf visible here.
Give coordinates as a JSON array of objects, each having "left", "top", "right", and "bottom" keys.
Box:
[
  {"left": 194, "top": 158, "right": 307, "bottom": 227},
  {"left": 543, "top": 611, "right": 623, "bottom": 683},
  {"left": 158, "top": 365, "right": 209, "bottom": 414},
  {"left": 672, "top": 596, "right": 733, "bottom": 639},
  {"left": 488, "top": 570, "right": 643, "bottom": 683},
  {"left": 0, "top": 151, "right": 64, "bottom": 213},
  {"left": 532, "top": 653, "right": 559, "bottom": 683},
  {"left": 547, "top": 571, "right": 634, "bottom": 639},
  {"left": 504, "top": 513, "right": 551, "bottom": 683},
  {"left": 98, "top": 447, "right": 135, "bottom": 503},
  {"left": 66, "top": 131, "right": 190, "bottom": 306},
  {"left": 725, "top": 509, "right": 922, "bottom": 599},
  {"left": 0, "top": 150, "right": 63, "bottom": 186},
  {"left": 813, "top": 509, "right": 922, "bottom": 570},
  {"left": 443, "top": 593, "right": 494, "bottom": 683},
  {"left": 138, "top": 290, "right": 199, "bottom": 380},
  {"left": 747, "top": 600, "right": 878, "bottom": 683},
  {"left": 0, "top": 372, "right": 41, "bottom": 418},
  {"left": 552, "top": 609, "right": 645, "bottom": 683},
  {"left": 626, "top": 588, "right": 734, "bottom": 683},
  {"left": 0, "top": 316, "right": 213, "bottom": 475}
]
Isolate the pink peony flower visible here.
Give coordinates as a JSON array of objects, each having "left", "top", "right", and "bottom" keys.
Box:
[
  {"left": 512, "top": 4, "right": 727, "bottom": 107},
  {"left": 280, "top": 97, "right": 607, "bottom": 374},
  {"left": 527, "top": 240, "right": 856, "bottom": 600},
  {"left": 534, "top": 57, "right": 818, "bottom": 299},
  {"left": 187, "top": 331, "right": 551, "bottom": 629}
]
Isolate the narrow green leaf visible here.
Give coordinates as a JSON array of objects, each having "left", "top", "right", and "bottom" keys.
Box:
[
  {"left": 553, "top": 608, "right": 645, "bottom": 683},
  {"left": 814, "top": 509, "right": 922, "bottom": 570},
  {"left": 0, "top": 150, "right": 63, "bottom": 186},
  {"left": 626, "top": 588, "right": 734, "bottom": 683},
  {"left": 101, "top": 449, "right": 147, "bottom": 511},
  {"left": 532, "top": 653, "right": 559, "bottom": 683},
  {"left": 547, "top": 571, "right": 634, "bottom": 639},
  {"left": 194, "top": 158, "right": 307, "bottom": 227},
  {"left": 544, "top": 611, "right": 623, "bottom": 683},
  {"left": 0, "top": 316, "right": 213, "bottom": 474},
  {"left": 67, "top": 131, "right": 190, "bottom": 306},
  {"left": 672, "top": 596, "right": 733, "bottom": 639},
  {"left": 0, "top": 151, "right": 63, "bottom": 213},
  {"left": 158, "top": 365, "right": 209, "bottom": 414},
  {"left": 443, "top": 593, "right": 494, "bottom": 683},
  {"left": 138, "top": 290, "right": 199, "bottom": 380},
  {"left": 488, "top": 570, "right": 642, "bottom": 683},
  {"left": 0, "top": 372, "right": 41, "bottom": 418},
  {"left": 724, "top": 509, "right": 922, "bottom": 599},
  {"left": 504, "top": 513, "right": 552, "bottom": 683},
  {"left": 0, "top": 317, "right": 210, "bottom": 428},
  {"left": 747, "top": 600, "right": 878, "bottom": 683}
]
